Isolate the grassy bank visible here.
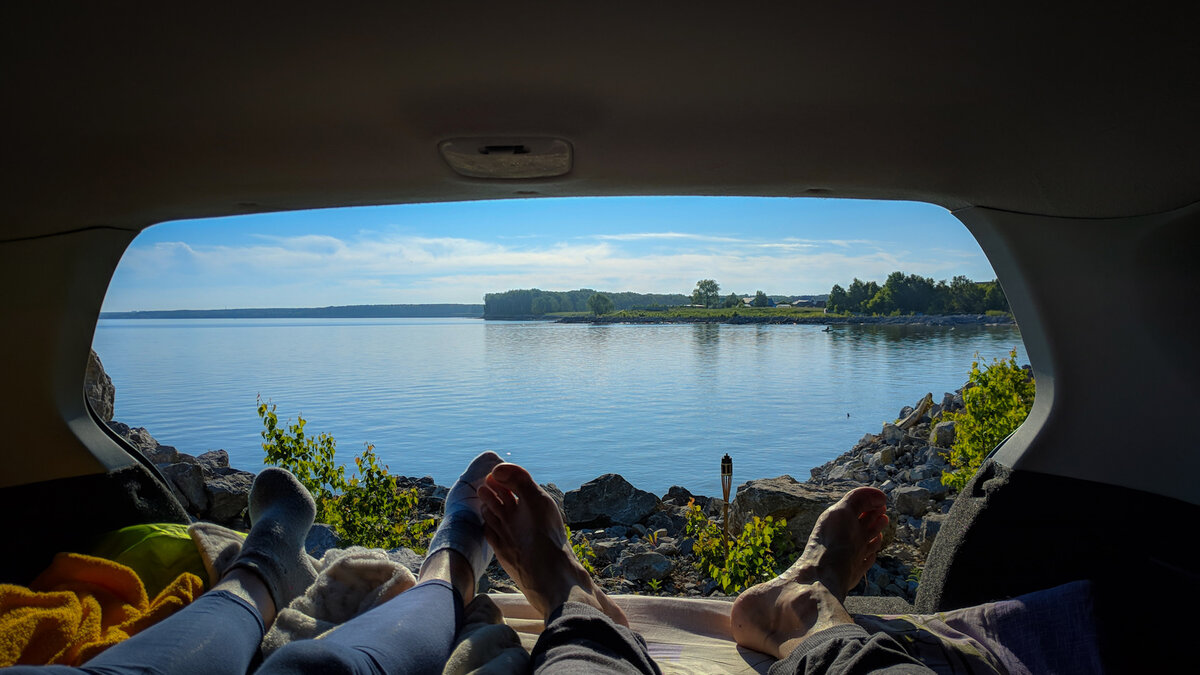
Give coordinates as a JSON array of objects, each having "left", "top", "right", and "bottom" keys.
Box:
[{"left": 607, "top": 306, "right": 834, "bottom": 320}]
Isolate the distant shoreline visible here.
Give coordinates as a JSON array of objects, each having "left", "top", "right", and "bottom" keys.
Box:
[
  {"left": 556, "top": 313, "right": 1014, "bottom": 326},
  {"left": 99, "top": 304, "right": 484, "bottom": 320}
]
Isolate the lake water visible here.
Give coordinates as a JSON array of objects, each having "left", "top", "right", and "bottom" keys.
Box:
[{"left": 92, "top": 319, "right": 1026, "bottom": 496}]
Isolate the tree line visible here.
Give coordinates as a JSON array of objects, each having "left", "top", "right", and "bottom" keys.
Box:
[
  {"left": 100, "top": 304, "right": 485, "bottom": 319},
  {"left": 826, "top": 273, "right": 1009, "bottom": 315},
  {"left": 483, "top": 289, "right": 689, "bottom": 318}
]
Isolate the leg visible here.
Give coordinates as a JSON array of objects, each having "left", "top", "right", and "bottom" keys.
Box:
[
  {"left": 731, "top": 487, "right": 932, "bottom": 674},
  {"left": 480, "top": 463, "right": 660, "bottom": 675},
  {"left": 6, "top": 469, "right": 316, "bottom": 674},
  {"left": 259, "top": 452, "right": 501, "bottom": 675}
]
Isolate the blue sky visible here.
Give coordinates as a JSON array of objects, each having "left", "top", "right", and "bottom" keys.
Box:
[{"left": 102, "top": 197, "right": 996, "bottom": 311}]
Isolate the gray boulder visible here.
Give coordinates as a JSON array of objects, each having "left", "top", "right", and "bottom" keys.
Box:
[
  {"left": 564, "top": 474, "right": 660, "bottom": 527},
  {"left": 729, "top": 476, "right": 848, "bottom": 548},
  {"left": 160, "top": 462, "right": 208, "bottom": 514},
  {"left": 880, "top": 423, "right": 904, "bottom": 446},
  {"left": 870, "top": 447, "right": 896, "bottom": 468},
  {"left": 387, "top": 547, "right": 424, "bottom": 574},
  {"left": 930, "top": 420, "right": 956, "bottom": 448},
  {"left": 305, "top": 524, "right": 341, "bottom": 557},
  {"left": 204, "top": 468, "right": 254, "bottom": 526},
  {"left": 918, "top": 513, "right": 947, "bottom": 554},
  {"left": 645, "top": 509, "right": 686, "bottom": 537},
  {"left": 916, "top": 477, "right": 950, "bottom": 500},
  {"left": 84, "top": 349, "right": 115, "bottom": 421},
  {"left": 197, "top": 449, "right": 230, "bottom": 471},
  {"left": 590, "top": 538, "right": 627, "bottom": 565},
  {"left": 542, "top": 482, "right": 566, "bottom": 516},
  {"left": 115, "top": 425, "right": 174, "bottom": 462},
  {"left": 661, "top": 485, "right": 695, "bottom": 507},
  {"left": 893, "top": 485, "right": 931, "bottom": 517},
  {"left": 618, "top": 551, "right": 673, "bottom": 582}
]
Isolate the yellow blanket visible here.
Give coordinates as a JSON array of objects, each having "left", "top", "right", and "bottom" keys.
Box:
[{"left": 0, "top": 552, "right": 204, "bottom": 666}]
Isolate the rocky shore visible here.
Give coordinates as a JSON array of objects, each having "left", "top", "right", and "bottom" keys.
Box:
[
  {"left": 88, "top": 350, "right": 969, "bottom": 604},
  {"left": 557, "top": 313, "right": 1012, "bottom": 326}
]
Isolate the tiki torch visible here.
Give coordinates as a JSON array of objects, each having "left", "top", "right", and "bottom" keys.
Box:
[{"left": 721, "top": 453, "right": 733, "bottom": 551}]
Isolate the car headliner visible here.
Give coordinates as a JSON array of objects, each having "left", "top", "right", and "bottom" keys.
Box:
[
  {"left": 3, "top": 5, "right": 1199, "bottom": 239},
  {"left": 2, "top": 6, "right": 1198, "bottom": 508}
]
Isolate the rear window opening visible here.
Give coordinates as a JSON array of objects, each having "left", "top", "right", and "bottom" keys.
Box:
[
  {"left": 91, "top": 196, "right": 1031, "bottom": 597},
  {"left": 95, "top": 196, "right": 1026, "bottom": 488}
]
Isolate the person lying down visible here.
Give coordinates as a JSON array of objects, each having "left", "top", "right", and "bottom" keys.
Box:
[{"left": 6, "top": 453, "right": 1099, "bottom": 674}]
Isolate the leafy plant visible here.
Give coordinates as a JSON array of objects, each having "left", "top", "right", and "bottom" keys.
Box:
[
  {"left": 565, "top": 526, "right": 597, "bottom": 575},
  {"left": 257, "top": 398, "right": 433, "bottom": 551},
  {"left": 644, "top": 529, "right": 660, "bottom": 546},
  {"left": 685, "top": 499, "right": 793, "bottom": 594},
  {"left": 940, "top": 350, "right": 1035, "bottom": 491},
  {"left": 647, "top": 578, "right": 663, "bottom": 592}
]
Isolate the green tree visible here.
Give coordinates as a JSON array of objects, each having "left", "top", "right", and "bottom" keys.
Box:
[
  {"left": 983, "top": 281, "right": 1010, "bottom": 312},
  {"left": 940, "top": 350, "right": 1035, "bottom": 491},
  {"left": 947, "top": 275, "right": 985, "bottom": 314},
  {"left": 845, "top": 278, "right": 879, "bottom": 313},
  {"left": 723, "top": 292, "right": 742, "bottom": 308},
  {"left": 587, "top": 293, "right": 614, "bottom": 315},
  {"left": 752, "top": 290, "right": 772, "bottom": 307},
  {"left": 827, "top": 284, "right": 848, "bottom": 312},
  {"left": 691, "top": 279, "right": 721, "bottom": 308}
]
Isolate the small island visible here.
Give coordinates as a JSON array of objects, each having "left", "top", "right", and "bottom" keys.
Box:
[{"left": 484, "top": 272, "right": 1013, "bottom": 326}]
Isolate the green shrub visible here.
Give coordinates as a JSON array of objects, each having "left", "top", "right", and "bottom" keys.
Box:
[
  {"left": 685, "top": 500, "right": 793, "bottom": 594},
  {"left": 257, "top": 399, "right": 433, "bottom": 551},
  {"left": 940, "top": 350, "right": 1035, "bottom": 491},
  {"left": 565, "top": 526, "right": 597, "bottom": 575}
]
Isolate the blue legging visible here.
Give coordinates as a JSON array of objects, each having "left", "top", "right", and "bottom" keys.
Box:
[{"left": 6, "top": 580, "right": 461, "bottom": 675}]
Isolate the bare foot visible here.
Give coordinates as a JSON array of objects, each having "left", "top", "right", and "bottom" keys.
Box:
[
  {"left": 730, "top": 486, "right": 889, "bottom": 659},
  {"left": 479, "top": 463, "right": 629, "bottom": 626}
]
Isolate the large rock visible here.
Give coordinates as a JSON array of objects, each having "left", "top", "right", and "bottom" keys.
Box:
[
  {"left": 893, "top": 485, "right": 931, "bottom": 517},
  {"left": 84, "top": 349, "right": 115, "bottom": 421},
  {"left": 869, "top": 447, "right": 896, "bottom": 468},
  {"left": 305, "top": 523, "right": 341, "bottom": 557},
  {"left": 728, "top": 476, "right": 847, "bottom": 547},
  {"left": 617, "top": 551, "right": 673, "bottom": 582},
  {"left": 541, "top": 482, "right": 566, "bottom": 519},
  {"left": 918, "top": 513, "right": 947, "bottom": 555},
  {"left": 646, "top": 509, "right": 686, "bottom": 537},
  {"left": 930, "top": 420, "right": 956, "bottom": 448},
  {"left": 880, "top": 423, "right": 904, "bottom": 446},
  {"left": 160, "top": 462, "right": 208, "bottom": 514},
  {"left": 197, "top": 449, "right": 230, "bottom": 471},
  {"left": 661, "top": 485, "right": 695, "bottom": 507},
  {"left": 204, "top": 468, "right": 254, "bottom": 526},
  {"left": 387, "top": 547, "right": 424, "bottom": 573},
  {"left": 112, "top": 424, "right": 188, "bottom": 464},
  {"left": 916, "top": 477, "right": 950, "bottom": 500},
  {"left": 564, "top": 474, "right": 660, "bottom": 527}
]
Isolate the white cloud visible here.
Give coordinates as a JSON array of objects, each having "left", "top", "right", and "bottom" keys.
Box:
[
  {"left": 105, "top": 230, "right": 993, "bottom": 310},
  {"left": 591, "top": 232, "right": 746, "bottom": 243}
]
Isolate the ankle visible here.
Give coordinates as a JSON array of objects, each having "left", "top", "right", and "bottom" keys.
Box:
[{"left": 418, "top": 549, "right": 475, "bottom": 606}]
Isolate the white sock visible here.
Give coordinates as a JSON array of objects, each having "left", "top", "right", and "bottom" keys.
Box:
[{"left": 426, "top": 451, "right": 503, "bottom": 581}]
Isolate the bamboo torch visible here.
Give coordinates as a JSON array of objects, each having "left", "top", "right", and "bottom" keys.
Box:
[{"left": 721, "top": 453, "right": 733, "bottom": 552}]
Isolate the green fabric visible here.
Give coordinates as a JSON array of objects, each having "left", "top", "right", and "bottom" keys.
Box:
[{"left": 89, "top": 523, "right": 209, "bottom": 597}]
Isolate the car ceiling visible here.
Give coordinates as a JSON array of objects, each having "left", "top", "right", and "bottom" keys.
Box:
[{"left": 3, "top": 5, "right": 1199, "bottom": 240}]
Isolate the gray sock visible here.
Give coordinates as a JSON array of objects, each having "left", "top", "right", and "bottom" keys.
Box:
[
  {"left": 230, "top": 467, "right": 318, "bottom": 610},
  {"left": 426, "top": 451, "right": 504, "bottom": 581}
]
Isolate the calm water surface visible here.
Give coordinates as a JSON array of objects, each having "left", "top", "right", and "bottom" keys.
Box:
[{"left": 93, "top": 319, "right": 1026, "bottom": 495}]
